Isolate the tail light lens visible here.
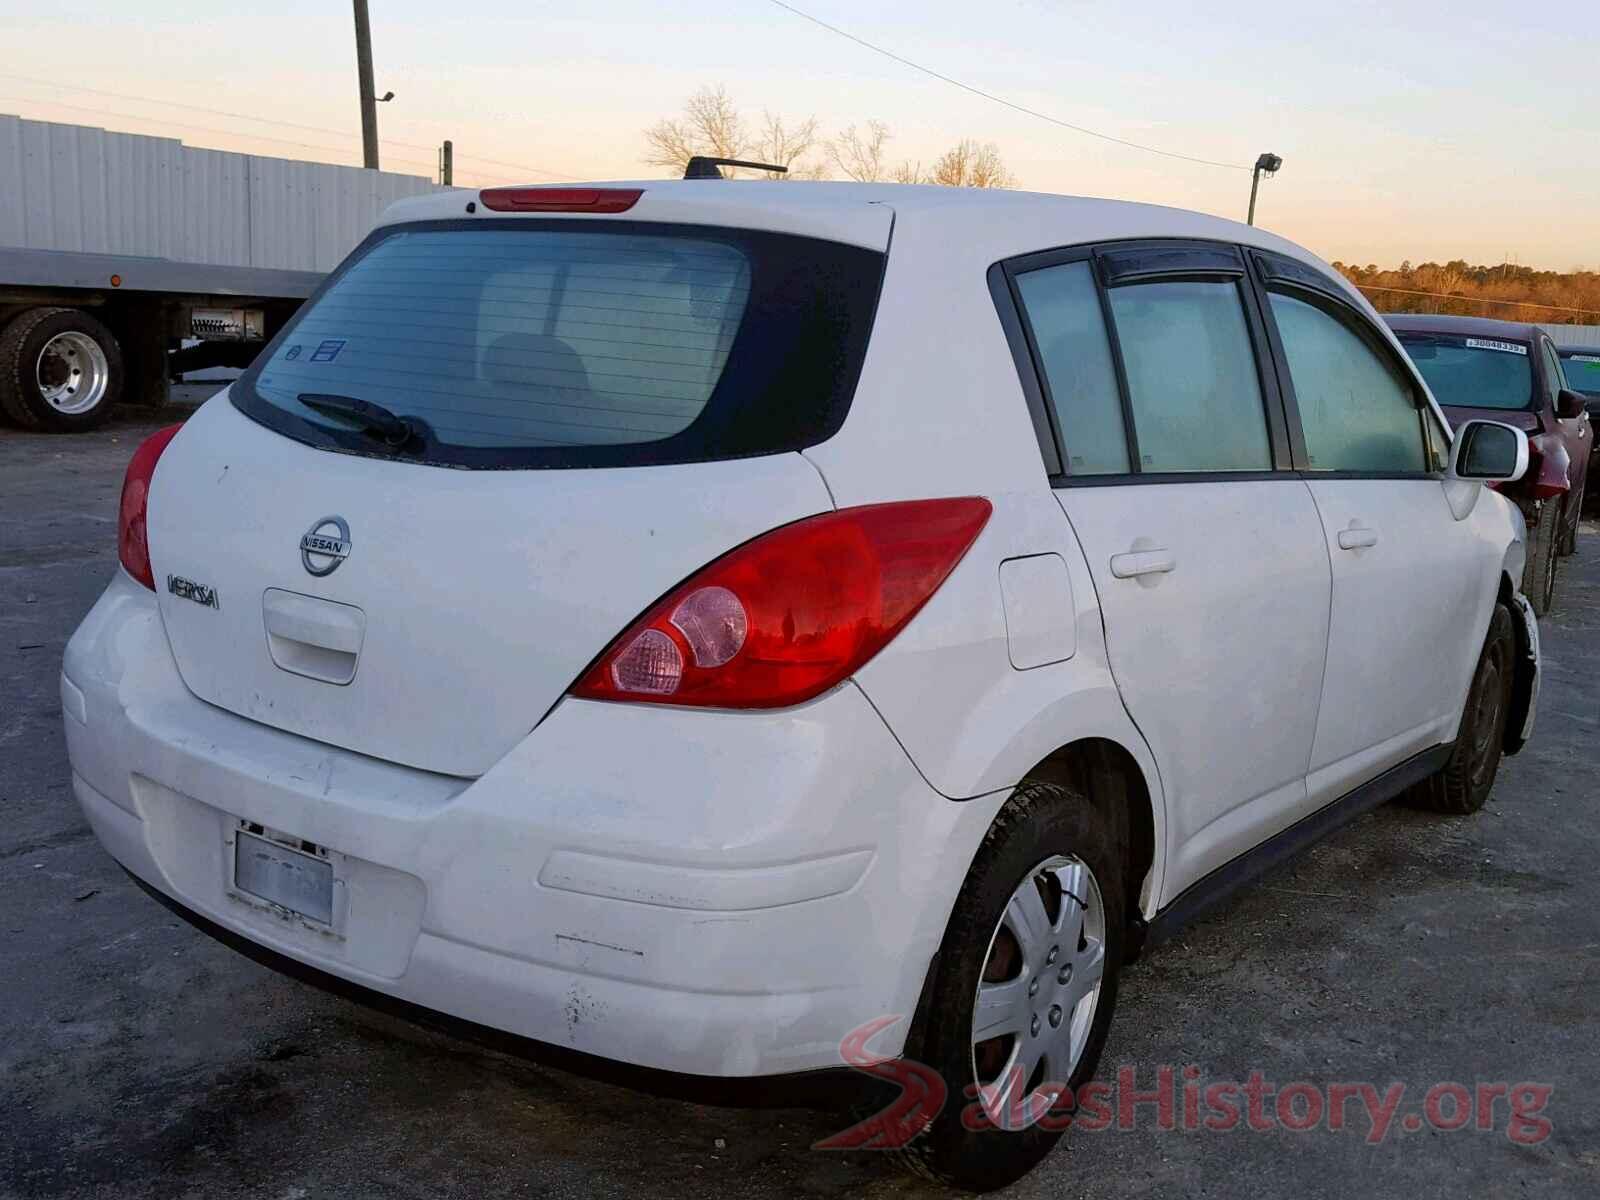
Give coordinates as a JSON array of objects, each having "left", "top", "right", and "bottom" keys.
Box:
[
  {"left": 572, "top": 498, "right": 992, "bottom": 709},
  {"left": 117, "top": 424, "right": 184, "bottom": 589}
]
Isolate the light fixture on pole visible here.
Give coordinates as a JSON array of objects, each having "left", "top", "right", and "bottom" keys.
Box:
[{"left": 1247, "top": 152, "right": 1282, "bottom": 226}]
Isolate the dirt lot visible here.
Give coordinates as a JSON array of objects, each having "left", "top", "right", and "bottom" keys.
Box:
[{"left": 3, "top": 401, "right": 1598, "bottom": 1199}]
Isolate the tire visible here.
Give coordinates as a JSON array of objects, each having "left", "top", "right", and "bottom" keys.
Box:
[
  {"left": 1522, "top": 499, "right": 1559, "bottom": 617},
  {"left": 1557, "top": 485, "right": 1581, "bottom": 557},
  {"left": 0, "top": 307, "right": 124, "bottom": 431},
  {"left": 894, "top": 780, "right": 1125, "bottom": 1192},
  {"left": 1408, "top": 604, "right": 1515, "bottom": 815}
]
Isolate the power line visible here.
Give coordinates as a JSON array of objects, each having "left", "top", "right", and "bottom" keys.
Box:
[
  {"left": 1353, "top": 283, "right": 1600, "bottom": 320},
  {"left": 0, "top": 73, "right": 579, "bottom": 180},
  {"left": 0, "top": 70, "right": 436, "bottom": 151},
  {"left": 764, "top": 0, "right": 1253, "bottom": 172}
]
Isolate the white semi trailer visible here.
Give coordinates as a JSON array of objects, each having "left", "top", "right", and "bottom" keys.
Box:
[{"left": 0, "top": 115, "right": 445, "bottom": 431}]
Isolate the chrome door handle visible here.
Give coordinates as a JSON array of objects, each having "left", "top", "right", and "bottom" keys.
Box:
[
  {"left": 1337, "top": 527, "right": 1379, "bottom": 550},
  {"left": 1110, "top": 549, "right": 1176, "bottom": 578}
]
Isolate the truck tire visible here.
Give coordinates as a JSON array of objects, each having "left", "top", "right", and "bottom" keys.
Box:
[
  {"left": 1522, "top": 499, "right": 1559, "bottom": 617},
  {"left": 0, "top": 307, "right": 124, "bottom": 432}
]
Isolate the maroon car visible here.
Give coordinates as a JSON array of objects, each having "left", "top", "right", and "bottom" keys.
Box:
[{"left": 1387, "top": 315, "right": 1589, "bottom": 615}]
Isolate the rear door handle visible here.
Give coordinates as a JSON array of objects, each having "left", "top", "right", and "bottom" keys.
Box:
[
  {"left": 1109, "top": 549, "right": 1176, "bottom": 579},
  {"left": 1337, "top": 526, "right": 1379, "bottom": 550}
]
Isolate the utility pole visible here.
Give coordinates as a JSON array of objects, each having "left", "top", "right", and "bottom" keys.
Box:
[
  {"left": 440, "top": 140, "right": 453, "bottom": 186},
  {"left": 353, "top": 0, "right": 380, "bottom": 169}
]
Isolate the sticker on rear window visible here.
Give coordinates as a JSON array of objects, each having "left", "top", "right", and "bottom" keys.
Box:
[
  {"left": 310, "top": 339, "right": 347, "bottom": 363},
  {"left": 1569, "top": 355, "right": 1600, "bottom": 365},
  {"left": 1465, "top": 338, "right": 1527, "bottom": 355}
]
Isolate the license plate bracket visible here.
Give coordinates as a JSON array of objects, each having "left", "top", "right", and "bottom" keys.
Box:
[{"left": 232, "top": 828, "right": 335, "bottom": 926}]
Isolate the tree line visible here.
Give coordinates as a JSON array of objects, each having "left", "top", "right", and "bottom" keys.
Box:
[
  {"left": 643, "top": 86, "right": 1016, "bottom": 188},
  {"left": 1335, "top": 260, "right": 1600, "bottom": 326}
]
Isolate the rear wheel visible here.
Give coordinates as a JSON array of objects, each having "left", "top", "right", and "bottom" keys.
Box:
[
  {"left": 1408, "top": 604, "right": 1515, "bottom": 815},
  {"left": 0, "top": 307, "right": 123, "bottom": 431},
  {"left": 1523, "top": 500, "right": 1559, "bottom": 616},
  {"left": 896, "top": 780, "right": 1124, "bottom": 1192}
]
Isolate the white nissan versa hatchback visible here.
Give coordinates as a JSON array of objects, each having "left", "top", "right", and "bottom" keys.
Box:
[{"left": 66, "top": 179, "right": 1540, "bottom": 1190}]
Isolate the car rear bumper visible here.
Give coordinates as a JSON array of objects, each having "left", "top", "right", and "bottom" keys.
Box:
[{"left": 64, "top": 571, "right": 1006, "bottom": 1079}]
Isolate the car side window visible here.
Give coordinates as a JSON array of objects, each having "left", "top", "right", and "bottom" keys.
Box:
[
  {"left": 1105, "top": 279, "right": 1272, "bottom": 473},
  {"left": 1540, "top": 342, "right": 1566, "bottom": 404},
  {"left": 1266, "top": 291, "right": 1427, "bottom": 473},
  {"left": 1013, "top": 262, "right": 1130, "bottom": 474}
]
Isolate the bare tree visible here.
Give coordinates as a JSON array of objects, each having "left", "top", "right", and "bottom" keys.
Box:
[
  {"left": 643, "top": 92, "right": 1019, "bottom": 189},
  {"left": 643, "top": 85, "right": 748, "bottom": 176},
  {"left": 928, "top": 140, "right": 1016, "bottom": 189},
  {"left": 830, "top": 120, "right": 891, "bottom": 182},
  {"left": 754, "top": 112, "right": 822, "bottom": 180}
]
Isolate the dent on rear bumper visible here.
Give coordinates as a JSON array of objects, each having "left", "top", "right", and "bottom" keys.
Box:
[{"left": 62, "top": 572, "right": 1006, "bottom": 1077}]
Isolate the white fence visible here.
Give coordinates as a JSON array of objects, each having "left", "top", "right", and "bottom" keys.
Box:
[{"left": 1542, "top": 324, "right": 1600, "bottom": 349}]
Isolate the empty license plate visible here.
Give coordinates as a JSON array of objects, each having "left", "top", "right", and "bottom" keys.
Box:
[{"left": 234, "top": 831, "right": 334, "bottom": 924}]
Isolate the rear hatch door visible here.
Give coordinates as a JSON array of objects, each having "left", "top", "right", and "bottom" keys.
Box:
[{"left": 147, "top": 201, "right": 889, "bottom": 776}]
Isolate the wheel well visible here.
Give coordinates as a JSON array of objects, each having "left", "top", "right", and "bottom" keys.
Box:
[{"left": 1022, "top": 738, "right": 1156, "bottom": 922}]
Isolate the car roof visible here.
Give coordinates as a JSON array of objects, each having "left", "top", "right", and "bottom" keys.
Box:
[
  {"left": 1383, "top": 313, "right": 1546, "bottom": 342},
  {"left": 377, "top": 179, "right": 1343, "bottom": 286}
]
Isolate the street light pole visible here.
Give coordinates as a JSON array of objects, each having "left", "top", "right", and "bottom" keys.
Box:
[
  {"left": 353, "top": 0, "right": 380, "bottom": 169},
  {"left": 1247, "top": 152, "right": 1282, "bottom": 226}
]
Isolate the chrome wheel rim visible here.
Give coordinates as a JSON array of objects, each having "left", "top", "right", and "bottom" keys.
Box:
[
  {"left": 36, "top": 331, "right": 110, "bottom": 415},
  {"left": 971, "top": 854, "right": 1106, "bottom": 1131}
]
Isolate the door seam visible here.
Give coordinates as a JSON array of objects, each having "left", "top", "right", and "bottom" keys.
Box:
[{"left": 1298, "top": 478, "right": 1338, "bottom": 781}]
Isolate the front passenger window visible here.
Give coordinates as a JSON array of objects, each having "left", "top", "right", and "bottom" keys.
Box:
[{"left": 1267, "top": 292, "right": 1427, "bottom": 473}]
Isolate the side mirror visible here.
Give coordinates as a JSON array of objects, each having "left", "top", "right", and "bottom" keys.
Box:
[
  {"left": 1557, "top": 389, "right": 1587, "bottom": 420},
  {"left": 1450, "top": 419, "right": 1529, "bottom": 483}
]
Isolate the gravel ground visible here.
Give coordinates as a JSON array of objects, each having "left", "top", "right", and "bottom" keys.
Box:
[{"left": 2, "top": 400, "right": 1597, "bottom": 1199}]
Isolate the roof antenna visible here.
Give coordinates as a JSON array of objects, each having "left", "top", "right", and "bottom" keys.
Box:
[{"left": 684, "top": 156, "right": 789, "bottom": 180}]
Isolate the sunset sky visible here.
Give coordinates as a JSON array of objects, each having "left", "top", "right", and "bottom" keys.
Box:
[{"left": 5, "top": 0, "right": 1597, "bottom": 270}]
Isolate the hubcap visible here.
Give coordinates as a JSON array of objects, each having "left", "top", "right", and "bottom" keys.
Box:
[
  {"left": 35, "top": 331, "right": 109, "bottom": 415},
  {"left": 971, "top": 854, "right": 1106, "bottom": 1131}
]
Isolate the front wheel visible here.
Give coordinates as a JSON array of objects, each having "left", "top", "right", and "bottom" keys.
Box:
[
  {"left": 1522, "top": 500, "right": 1559, "bottom": 616},
  {"left": 1408, "top": 603, "right": 1515, "bottom": 815},
  {"left": 895, "top": 780, "right": 1125, "bottom": 1192}
]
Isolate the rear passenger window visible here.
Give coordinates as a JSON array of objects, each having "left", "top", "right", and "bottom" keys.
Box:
[
  {"left": 1014, "top": 263, "right": 1129, "bottom": 474},
  {"left": 1267, "top": 292, "right": 1426, "bottom": 473},
  {"left": 1106, "top": 280, "right": 1272, "bottom": 473}
]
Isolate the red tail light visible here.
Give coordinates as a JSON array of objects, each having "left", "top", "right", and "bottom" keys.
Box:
[
  {"left": 571, "top": 498, "right": 993, "bottom": 709},
  {"left": 478, "top": 187, "right": 642, "bottom": 213},
  {"left": 117, "top": 424, "right": 184, "bottom": 589}
]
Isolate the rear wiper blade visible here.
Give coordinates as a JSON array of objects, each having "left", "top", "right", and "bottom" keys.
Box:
[{"left": 298, "top": 393, "right": 417, "bottom": 449}]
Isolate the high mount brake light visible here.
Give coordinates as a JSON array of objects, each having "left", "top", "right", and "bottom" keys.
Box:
[
  {"left": 571, "top": 498, "right": 992, "bottom": 709},
  {"left": 477, "top": 187, "right": 643, "bottom": 214},
  {"left": 118, "top": 424, "right": 184, "bottom": 589}
]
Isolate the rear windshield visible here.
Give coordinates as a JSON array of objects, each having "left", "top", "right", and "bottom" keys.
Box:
[
  {"left": 1393, "top": 333, "right": 1534, "bottom": 411},
  {"left": 232, "top": 219, "right": 885, "bottom": 468},
  {"left": 1559, "top": 351, "right": 1600, "bottom": 398}
]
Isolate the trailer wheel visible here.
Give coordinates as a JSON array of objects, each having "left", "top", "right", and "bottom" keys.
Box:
[{"left": 0, "top": 307, "right": 124, "bottom": 431}]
